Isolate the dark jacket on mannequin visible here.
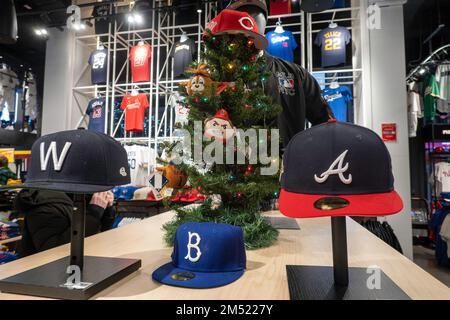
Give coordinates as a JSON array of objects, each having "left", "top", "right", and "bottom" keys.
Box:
[
  {"left": 14, "top": 190, "right": 116, "bottom": 257},
  {"left": 264, "top": 53, "right": 333, "bottom": 147}
]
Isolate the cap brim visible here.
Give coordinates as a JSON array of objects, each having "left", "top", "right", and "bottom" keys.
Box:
[
  {"left": 226, "top": 1, "right": 268, "bottom": 17},
  {"left": 279, "top": 189, "right": 404, "bottom": 218},
  {"left": 216, "top": 30, "right": 268, "bottom": 49},
  {"left": 152, "top": 262, "right": 244, "bottom": 289},
  {"left": 0, "top": 182, "right": 114, "bottom": 194}
]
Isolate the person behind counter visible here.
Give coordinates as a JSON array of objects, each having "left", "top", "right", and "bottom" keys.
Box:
[{"left": 14, "top": 189, "right": 115, "bottom": 257}]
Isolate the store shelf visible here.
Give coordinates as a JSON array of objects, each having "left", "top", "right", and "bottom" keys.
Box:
[{"left": 0, "top": 236, "right": 22, "bottom": 245}]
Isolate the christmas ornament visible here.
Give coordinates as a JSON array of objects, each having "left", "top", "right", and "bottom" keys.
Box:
[
  {"left": 250, "top": 55, "right": 257, "bottom": 62},
  {"left": 210, "top": 194, "right": 222, "bottom": 210},
  {"left": 236, "top": 192, "right": 242, "bottom": 199},
  {"left": 181, "top": 64, "right": 214, "bottom": 96},
  {"left": 242, "top": 64, "right": 249, "bottom": 71},
  {"left": 204, "top": 109, "right": 236, "bottom": 143},
  {"left": 226, "top": 63, "right": 235, "bottom": 72},
  {"left": 228, "top": 174, "right": 236, "bottom": 181}
]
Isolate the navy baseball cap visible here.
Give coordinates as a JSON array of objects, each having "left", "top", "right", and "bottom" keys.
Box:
[
  {"left": 0, "top": 129, "right": 130, "bottom": 193},
  {"left": 152, "top": 222, "right": 246, "bottom": 288},
  {"left": 279, "top": 120, "right": 403, "bottom": 218}
]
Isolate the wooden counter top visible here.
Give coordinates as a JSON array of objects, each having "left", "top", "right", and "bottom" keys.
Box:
[{"left": 0, "top": 211, "right": 449, "bottom": 300}]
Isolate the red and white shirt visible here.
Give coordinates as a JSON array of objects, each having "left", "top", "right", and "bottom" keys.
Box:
[
  {"left": 270, "top": 0, "right": 291, "bottom": 16},
  {"left": 120, "top": 93, "right": 149, "bottom": 132},
  {"left": 130, "top": 43, "right": 151, "bottom": 83}
]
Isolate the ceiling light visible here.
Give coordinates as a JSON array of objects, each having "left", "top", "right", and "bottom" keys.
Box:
[
  {"left": 197, "top": 9, "right": 202, "bottom": 13},
  {"left": 127, "top": 14, "right": 135, "bottom": 23},
  {"left": 24, "top": 4, "right": 32, "bottom": 10},
  {"left": 41, "top": 28, "right": 48, "bottom": 35},
  {"left": 35, "top": 29, "right": 42, "bottom": 36},
  {"left": 133, "top": 13, "right": 143, "bottom": 24},
  {"left": 418, "top": 67, "right": 427, "bottom": 75}
]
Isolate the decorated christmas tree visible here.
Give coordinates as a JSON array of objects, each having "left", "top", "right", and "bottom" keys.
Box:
[{"left": 162, "top": 17, "right": 282, "bottom": 249}]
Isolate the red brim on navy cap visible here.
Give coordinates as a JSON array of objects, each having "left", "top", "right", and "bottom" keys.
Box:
[
  {"left": 279, "top": 188, "right": 404, "bottom": 218},
  {"left": 152, "top": 262, "right": 245, "bottom": 289},
  {"left": 0, "top": 181, "right": 115, "bottom": 194}
]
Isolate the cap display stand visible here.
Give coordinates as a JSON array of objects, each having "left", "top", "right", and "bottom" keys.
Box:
[
  {"left": 286, "top": 217, "right": 410, "bottom": 300},
  {"left": 0, "top": 195, "right": 141, "bottom": 300}
]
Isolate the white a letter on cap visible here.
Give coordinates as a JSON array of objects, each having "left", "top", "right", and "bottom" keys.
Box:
[
  {"left": 40, "top": 141, "right": 72, "bottom": 171},
  {"left": 314, "top": 150, "right": 352, "bottom": 184},
  {"left": 185, "top": 232, "right": 202, "bottom": 263}
]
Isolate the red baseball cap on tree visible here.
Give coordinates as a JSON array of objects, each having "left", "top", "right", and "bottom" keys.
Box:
[{"left": 206, "top": 9, "right": 268, "bottom": 50}]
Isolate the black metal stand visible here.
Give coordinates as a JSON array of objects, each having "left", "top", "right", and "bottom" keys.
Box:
[
  {"left": 286, "top": 217, "right": 410, "bottom": 300},
  {"left": 71, "top": 194, "right": 86, "bottom": 270},
  {"left": 0, "top": 194, "right": 141, "bottom": 300}
]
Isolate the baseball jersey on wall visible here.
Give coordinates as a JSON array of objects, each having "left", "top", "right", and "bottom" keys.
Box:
[
  {"left": 170, "top": 38, "right": 197, "bottom": 78},
  {"left": 322, "top": 85, "right": 352, "bottom": 122},
  {"left": 86, "top": 97, "right": 106, "bottom": 133},
  {"left": 265, "top": 30, "right": 298, "bottom": 63},
  {"left": 92, "top": 3, "right": 110, "bottom": 36},
  {"left": 130, "top": 43, "right": 152, "bottom": 83},
  {"left": 124, "top": 145, "right": 156, "bottom": 186},
  {"left": 314, "top": 26, "right": 351, "bottom": 68},
  {"left": 120, "top": 93, "right": 149, "bottom": 132},
  {"left": 88, "top": 48, "right": 108, "bottom": 84},
  {"left": 270, "top": 0, "right": 291, "bottom": 15}
]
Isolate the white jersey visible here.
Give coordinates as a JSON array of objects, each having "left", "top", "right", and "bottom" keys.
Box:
[
  {"left": 124, "top": 145, "right": 156, "bottom": 186},
  {"left": 436, "top": 64, "right": 450, "bottom": 114},
  {"left": 435, "top": 162, "right": 450, "bottom": 195}
]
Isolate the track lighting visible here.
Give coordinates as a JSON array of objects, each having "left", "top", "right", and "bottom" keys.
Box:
[
  {"left": 127, "top": 13, "right": 144, "bottom": 24},
  {"left": 34, "top": 27, "right": 48, "bottom": 37}
]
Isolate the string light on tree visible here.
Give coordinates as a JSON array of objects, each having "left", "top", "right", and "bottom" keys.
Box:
[{"left": 226, "top": 63, "right": 236, "bottom": 72}]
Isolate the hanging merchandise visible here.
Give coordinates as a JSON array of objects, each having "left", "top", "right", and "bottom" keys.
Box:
[
  {"left": 123, "top": 144, "right": 156, "bottom": 186},
  {"left": 152, "top": 222, "right": 246, "bottom": 288},
  {"left": 130, "top": 42, "right": 152, "bottom": 83},
  {"left": 333, "top": 0, "right": 346, "bottom": 8},
  {"left": 88, "top": 47, "right": 108, "bottom": 85},
  {"left": 25, "top": 74, "right": 38, "bottom": 121},
  {"left": 120, "top": 92, "right": 149, "bottom": 132},
  {"left": 0, "top": 0, "right": 18, "bottom": 45},
  {"left": 269, "top": 0, "right": 291, "bottom": 16},
  {"left": 85, "top": 97, "right": 106, "bottom": 133},
  {"left": 433, "top": 162, "right": 450, "bottom": 195},
  {"left": 265, "top": 27, "right": 298, "bottom": 63},
  {"left": 436, "top": 63, "right": 450, "bottom": 114},
  {"left": 407, "top": 82, "right": 423, "bottom": 138},
  {"left": 423, "top": 74, "right": 441, "bottom": 122},
  {"left": 170, "top": 36, "right": 197, "bottom": 78},
  {"left": 92, "top": 2, "right": 110, "bottom": 37},
  {"left": 168, "top": 91, "right": 189, "bottom": 125},
  {"left": 429, "top": 206, "right": 450, "bottom": 267},
  {"left": 300, "top": 0, "right": 335, "bottom": 13},
  {"left": 314, "top": 25, "right": 351, "bottom": 68},
  {"left": 0, "top": 67, "right": 20, "bottom": 123},
  {"left": 322, "top": 84, "right": 352, "bottom": 122},
  {"left": 182, "top": 64, "right": 214, "bottom": 96}
]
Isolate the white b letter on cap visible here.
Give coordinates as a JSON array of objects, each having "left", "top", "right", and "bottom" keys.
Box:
[
  {"left": 185, "top": 232, "right": 202, "bottom": 263},
  {"left": 314, "top": 150, "right": 352, "bottom": 184},
  {"left": 40, "top": 141, "right": 72, "bottom": 171}
]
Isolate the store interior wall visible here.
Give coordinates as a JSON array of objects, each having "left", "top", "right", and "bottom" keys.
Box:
[{"left": 361, "top": 1, "right": 413, "bottom": 259}]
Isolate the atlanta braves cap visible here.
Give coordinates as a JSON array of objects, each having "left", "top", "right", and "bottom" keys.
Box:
[
  {"left": 279, "top": 120, "right": 403, "bottom": 218},
  {"left": 152, "top": 222, "right": 246, "bottom": 288},
  {"left": 300, "top": 0, "right": 336, "bottom": 13},
  {"left": 0, "top": 129, "right": 130, "bottom": 193},
  {"left": 206, "top": 9, "right": 268, "bottom": 50},
  {"left": 226, "top": 0, "right": 268, "bottom": 18}
]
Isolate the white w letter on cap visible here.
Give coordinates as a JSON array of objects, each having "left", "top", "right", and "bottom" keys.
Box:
[
  {"left": 185, "top": 232, "right": 202, "bottom": 262},
  {"left": 314, "top": 150, "right": 352, "bottom": 184},
  {"left": 40, "top": 141, "right": 72, "bottom": 171}
]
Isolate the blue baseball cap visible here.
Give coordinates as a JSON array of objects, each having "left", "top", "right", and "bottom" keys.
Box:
[{"left": 152, "top": 222, "right": 246, "bottom": 288}]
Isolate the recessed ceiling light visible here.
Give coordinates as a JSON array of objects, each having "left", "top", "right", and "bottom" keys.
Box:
[{"left": 24, "top": 4, "right": 32, "bottom": 10}]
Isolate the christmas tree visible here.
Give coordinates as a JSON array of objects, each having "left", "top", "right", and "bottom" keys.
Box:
[{"left": 162, "top": 30, "right": 282, "bottom": 249}]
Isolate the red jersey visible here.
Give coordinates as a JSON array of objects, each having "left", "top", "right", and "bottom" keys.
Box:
[
  {"left": 120, "top": 93, "right": 149, "bottom": 132},
  {"left": 130, "top": 43, "right": 151, "bottom": 82},
  {"left": 270, "top": 0, "right": 291, "bottom": 16}
]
